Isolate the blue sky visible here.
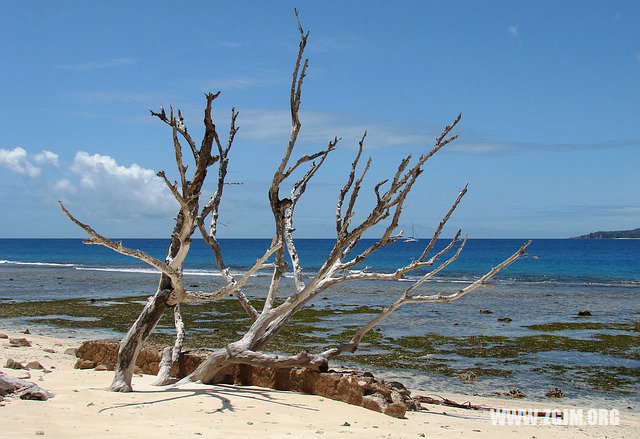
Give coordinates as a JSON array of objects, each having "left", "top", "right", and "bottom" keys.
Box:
[{"left": 1, "top": 1, "right": 638, "bottom": 238}]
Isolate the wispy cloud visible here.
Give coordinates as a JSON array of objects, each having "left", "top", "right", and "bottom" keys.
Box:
[
  {"left": 507, "top": 25, "right": 518, "bottom": 37},
  {"left": 55, "top": 57, "right": 136, "bottom": 70},
  {"left": 207, "top": 76, "right": 280, "bottom": 90},
  {"left": 238, "top": 108, "right": 434, "bottom": 149},
  {"left": 236, "top": 108, "right": 640, "bottom": 155},
  {"left": 448, "top": 139, "right": 640, "bottom": 155},
  {"left": 513, "top": 204, "right": 640, "bottom": 221},
  {"left": 66, "top": 91, "right": 161, "bottom": 104}
]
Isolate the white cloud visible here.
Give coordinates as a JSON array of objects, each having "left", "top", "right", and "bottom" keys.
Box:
[
  {"left": 53, "top": 178, "right": 75, "bottom": 193},
  {"left": 69, "top": 151, "right": 175, "bottom": 218},
  {"left": 33, "top": 150, "right": 59, "bottom": 166},
  {"left": 507, "top": 25, "right": 518, "bottom": 37},
  {"left": 0, "top": 147, "right": 41, "bottom": 177}
]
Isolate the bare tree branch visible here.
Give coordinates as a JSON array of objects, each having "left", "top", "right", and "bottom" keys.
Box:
[
  {"left": 319, "top": 239, "right": 531, "bottom": 359},
  {"left": 336, "top": 132, "right": 365, "bottom": 234},
  {"left": 180, "top": 241, "right": 281, "bottom": 304},
  {"left": 151, "top": 105, "right": 199, "bottom": 162},
  {"left": 58, "top": 201, "right": 183, "bottom": 289}
]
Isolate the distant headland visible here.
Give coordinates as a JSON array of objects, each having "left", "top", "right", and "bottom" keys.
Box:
[{"left": 572, "top": 227, "right": 640, "bottom": 239}]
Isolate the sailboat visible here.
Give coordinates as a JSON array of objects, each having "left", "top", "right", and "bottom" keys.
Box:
[{"left": 403, "top": 223, "right": 418, "bottom": 242}]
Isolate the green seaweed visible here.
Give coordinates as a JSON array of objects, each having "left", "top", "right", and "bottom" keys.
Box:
[{"left": 2, "top": 296, "right": 639, "bottom": 394}]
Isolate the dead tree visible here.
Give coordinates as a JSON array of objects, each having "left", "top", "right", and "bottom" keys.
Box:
[{"left": 60, "top": 10, "right": 530, "bottom": 392}]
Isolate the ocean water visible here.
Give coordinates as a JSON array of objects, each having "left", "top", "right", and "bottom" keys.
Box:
[{"left": 1, "top": 238, "right": 638, "bottom": 406}]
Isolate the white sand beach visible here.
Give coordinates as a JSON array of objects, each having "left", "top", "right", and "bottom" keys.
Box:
[{"left": 1, "top": 329, "right": 637, "bottom": 438}]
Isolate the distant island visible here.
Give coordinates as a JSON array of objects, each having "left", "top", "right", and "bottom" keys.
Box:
[{"left": 572, "top": 227, "right": 640, "bottom": 239}]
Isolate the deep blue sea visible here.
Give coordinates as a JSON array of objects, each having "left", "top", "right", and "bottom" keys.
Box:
[
  {"left": 1, "top": 238, "right": 638, "bottom": 406},
  {"left": 1, "top": 238, "right": 639, "bottom": 294}
]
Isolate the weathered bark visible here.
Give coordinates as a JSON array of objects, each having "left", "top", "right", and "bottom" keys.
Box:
[{"left": 110, "top": 288, "right": 173, "bottom": 391}]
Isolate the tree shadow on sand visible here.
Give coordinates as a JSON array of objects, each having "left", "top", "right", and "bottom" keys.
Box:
[{"left": 97, "top": 384, "right": 319, "bottom": 414}]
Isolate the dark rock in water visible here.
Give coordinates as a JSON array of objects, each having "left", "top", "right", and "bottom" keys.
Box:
[
  {"left": 505, "top": 388, "right": 525, "bottom": 398},
  {"left": 5, "top": 358, "right": 26, "bottom": 370},
  {"left": 577, "top": 310, "right": 591, "bottom": 317},
  {"left": 21, "top": 329, "right": 30, "bottom": 334},
  {"left": 458, "top": 371, "right": 477, "bottom": 382},
  {"left": 189, "top": 284, "right": 199, "bottom": 288},
  {"left": 545, "top": 387, "right": 565, "bottom": 398},
  {"left": 498, "top": 317, "right": 512, "bottom": 323},
  {"left": 480, "top": 309, "right": 493, "bottom": 314}
]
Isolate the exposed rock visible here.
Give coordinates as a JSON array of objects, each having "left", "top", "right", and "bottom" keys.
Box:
[
  {"left": 457, "top": 371, "right": 477, "bottom": 382},
  {"left": 43, "top": 348, "right": 55, "bottom": 354},
  {"left": 0, "top": 371, "right": 52, "bottom": 400},
  {"left": 8, "top": 337, "right": 31, "bottom": 347},
  {"left": 0, "top": 333, "right": 8, "bottom": 339},
  {"left": 17, "top": 372, "right": 31, "bottom": 380},
  {"left": 545, "top": 387, "right": 565, "bottom": 398},
  {"left": 75, "top": 338, "right": 420, "bottom": 418},
  {"left": 75, "top": 359, "right": 96, "bottom": 369},
  {"left": 577, "top": 310, "right": 591, "bottom": 317},
  {"left": 341, "top": 422, "right": 350, "bottom": 427},
  {"left": 497, "top": 317, "right": 512, "bottom": 323},
  {"left": 63, "top": 348, "right": 77, "bottom": 356},
  {"left": 95, "top": 364, "right": 108, "bottom": 371},
  {"left": 505, "top": 388, "right": 525, "bottom": 398},
  {"left": 26, "top": 361, "right": 44, "bottom": 370},
  {"left": 5, "top": 358, "right": 26, "bottom": 370}
]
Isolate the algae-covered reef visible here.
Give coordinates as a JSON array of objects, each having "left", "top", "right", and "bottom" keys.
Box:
[{"left": 1, "top": 295, "right": 638, "bottom": 397}]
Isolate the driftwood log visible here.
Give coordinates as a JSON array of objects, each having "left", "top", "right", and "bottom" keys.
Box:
[{"left": 59, "top": 9, "right": 531, "bottom": 394}]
